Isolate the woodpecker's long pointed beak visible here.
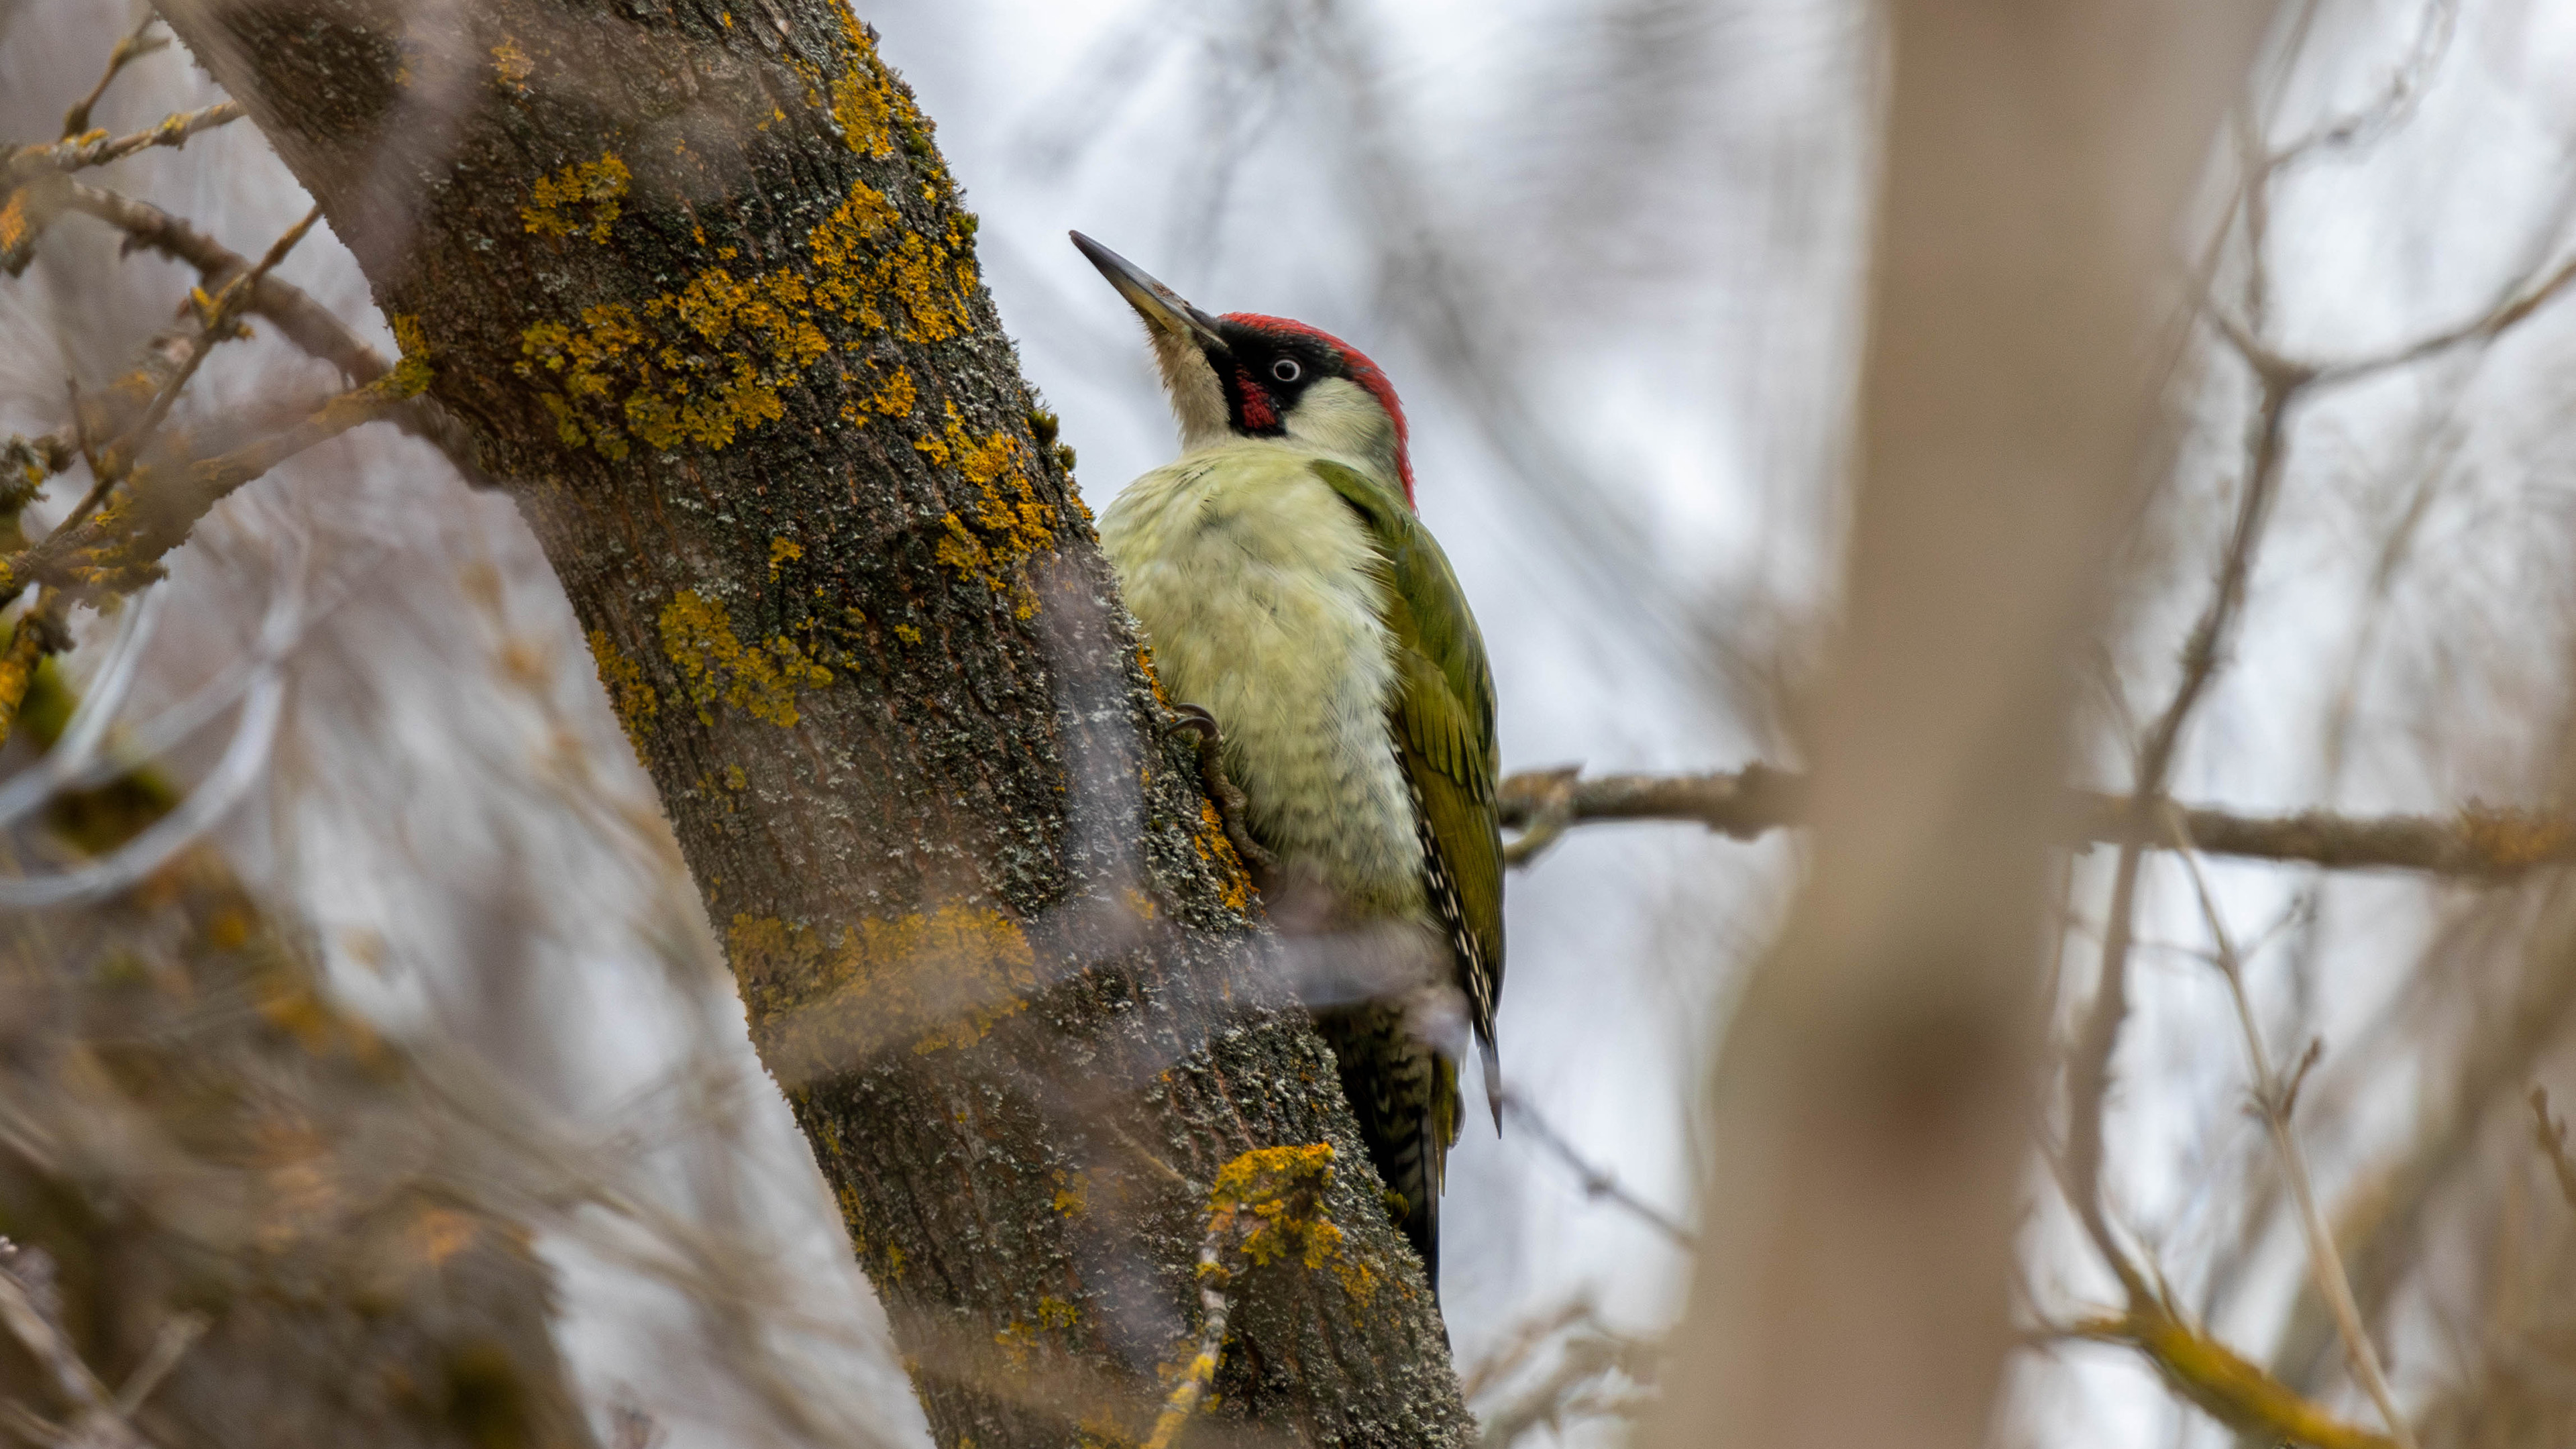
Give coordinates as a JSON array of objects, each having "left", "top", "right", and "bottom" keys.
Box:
[{"left": 1071, "top": 231, "right": 1230, "bottom": 354}]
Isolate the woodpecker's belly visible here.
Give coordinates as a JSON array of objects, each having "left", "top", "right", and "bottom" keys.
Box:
[{"left": 1099, "top": 445, "right": 1428, "bottom": 921}]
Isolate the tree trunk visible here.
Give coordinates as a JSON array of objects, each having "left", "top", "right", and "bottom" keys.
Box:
[{"left": 148, "top": 1, "right": 1467, "bottom": 1444}]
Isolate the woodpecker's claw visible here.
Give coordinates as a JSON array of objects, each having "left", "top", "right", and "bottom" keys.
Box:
[{"left": 1164, "top": 704, "right": 1280, "bottom": 879}]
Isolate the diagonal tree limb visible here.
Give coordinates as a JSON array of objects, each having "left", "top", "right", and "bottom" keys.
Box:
[{"left": 2064, "top": 1303, "right": 2396, "bottom": 1449}]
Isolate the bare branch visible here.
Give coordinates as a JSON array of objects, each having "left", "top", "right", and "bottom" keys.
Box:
[
  {"left": 0, "top": 1238, "right": 162, "bottom": 1449},
  {"left": 2163, "top": 807, "right": 2418, "bottom": 1449},
  {"left": 1498, "top": 765, "right": 2576, "bottom": 877},
  {"left": 60, "top": 16, "right": 168, "bottom": 140},
  {"left": 94, "top": 203, "right": 322, "bottom": 484},
  {"left": 57, "top": 182, "right": 487, "bottom": 482},
  {"left": 4, "top": 101, "right": 241, "bottom": 183}
]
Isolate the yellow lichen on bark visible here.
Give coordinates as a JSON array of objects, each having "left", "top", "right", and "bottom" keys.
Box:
[
  {"left": 586, "top": 627, "right": 659, "bottom": 753},
  {"left": 728, "top": 904, "right": 1040, "bottom": 1072},
  {"left": 521, "top": 152, "right": 629, "bottom": 242},
  {"left": 490, "top": 36, "right": 533, "bottom": 93},
  {"left": 841, "top": 364, "right": 916, "bottom": 425},
  {"left": 1205, "top": 1143, "right": 1376, "bottom": 1302},
  {"left": 519, "top": 167, "right": 973, "bottom": 458},
  {"left": 657, "top": 589, "right": 832, "bottom": 728},
  {"left": 388, "top": 313, "right": 433, "bottom": 396},
  {"left": 806, "top": 179, "right": 977, "bottom": 343},
  {"left": 920, "top": 404, "right": 1056, "bottom": 615},
  {"left": 1191, "top": 802, "right": 1253, "bottom": 914}
]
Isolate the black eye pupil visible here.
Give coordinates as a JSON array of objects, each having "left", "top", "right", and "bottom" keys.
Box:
[{"left": 1271, "top": 358, "right": 1301, "bottom": 383}]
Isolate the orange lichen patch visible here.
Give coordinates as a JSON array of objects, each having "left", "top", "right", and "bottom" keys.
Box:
[
  {"left": 490, "top": 36, "right": 533, "bottom": 93},
  {"left": 518, "top": 78, "right": 977, "bottom": 460},
  {"left": 1051, "top": 1170, "right": 1089, "bottom": 1216},
  {"left": 1189, "top": 802, "right": 1252, "bottom": 914},
  {"left": 519, "top": 264, "right": 830, "bottom": 456},
  {"left": 2461, "top": 805, "right": 2574, "bottom": 872},
  {"left": 657, "top": 590, "right": 833, "bottom": 728},
  {"left": 411, "top": 1205, "right": 481, "bottom": 1268},
  {"left": 806, "top": 179, "right": 977, "bottom": 343},
  {"left": 522, "top": 152, "right": 630, "bottom": 243},
  {"left": 729, "top": 904, "right": 1040, "bottom": 1074},
  {"left": 841, "top": 364, "right": 916, "bottom": 426},
  {"left": 586, "top": 627, "right": 659, "bottom": 753},
  {"left": 780, "top": 3, "right": 904, "bottom": 159},
  {"left": 767, "top": 536, "right": 804, "bottom": 574},
  {"left": 1205, "top": 1143, "right": 1375, "bottom": 1303},
  {"left": 922, "top": 405, "right": 1056, "bottom": 614},
  {"left": 994, "top": 1320, "right": 1040, "bottom": 1368},
  {"left": 0, "top": 187, "right": 32, "bottom": 262}
]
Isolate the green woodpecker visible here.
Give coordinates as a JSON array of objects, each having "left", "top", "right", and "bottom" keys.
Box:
[{"left": 1073, "top": 232, "right": 1503, "bottom": 1280}]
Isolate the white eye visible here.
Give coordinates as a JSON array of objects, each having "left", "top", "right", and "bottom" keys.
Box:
[{"left": 1271, "top": 358, "right": 1303, "bottom": 384}]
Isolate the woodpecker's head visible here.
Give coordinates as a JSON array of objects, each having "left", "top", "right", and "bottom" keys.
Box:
[{"left": 1073, "top": 231, "right": 1415, "bottom": 507}]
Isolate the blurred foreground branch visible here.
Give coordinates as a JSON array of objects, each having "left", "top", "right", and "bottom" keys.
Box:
[
  {"left": 2066, "top": 1304, "right": 2396, "bottom": 1449},
  {"left": 1499, "top": 765, "right": 2576, "bottom": 877}
]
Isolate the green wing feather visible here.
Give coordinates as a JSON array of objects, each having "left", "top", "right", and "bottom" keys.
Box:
[{"left": 1310, "top": 461, "right": 1505, "bottom": 1065}]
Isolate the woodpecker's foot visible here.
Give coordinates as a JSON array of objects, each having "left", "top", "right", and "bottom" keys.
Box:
[{"left": 1163, "top": 703, "right": 1280, "bottom": 878}]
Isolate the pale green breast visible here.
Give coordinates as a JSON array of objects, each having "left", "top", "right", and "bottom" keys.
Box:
[{"left": 1098, "top": 441, "right": 1428, "bottom": 920}]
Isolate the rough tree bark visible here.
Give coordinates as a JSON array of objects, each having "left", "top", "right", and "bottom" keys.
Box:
[{"left": 148, "top": 2, "right": 1467, "bottom": 1445}]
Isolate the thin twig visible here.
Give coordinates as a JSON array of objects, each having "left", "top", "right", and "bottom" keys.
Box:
[
  {"left": 0, "top": 376, "right": 404, "bottom": 602},
  {"left": 61, "top": 16, "right": 169, "bottom": 140},
  {"left": 0, "top": 1239, "right": 157, "bottom": 1448},
  {"left": 58, "top": 184, "right": 487, "bottom": 482},
  {"left": 2162, "top": 806, "right": 2419, "bottom": 1449},
  {"left": 1497, "top": 1086, "right": 1695, "bottom": 1250},
  {"left": 95, "top": 203, "right": 323, "bottom": 482},
  {"left": 1142, "top": 1234, "right": 1232, "bottom": 1449},
  {"left": 5, "top": 101, "right": 241, "bottom": 184}
]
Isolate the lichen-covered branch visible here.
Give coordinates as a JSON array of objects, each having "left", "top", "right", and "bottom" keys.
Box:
[
  {"left": 0, "top": 374, "right": 409, "bottom": 600},
  {"left": 2068, "top": 1304, "right": 2397, "bottom": 1449},
  {"left": 1, "top": 99, "right": 239, "bottom": 182},
  {"left": 1498, "top": 765, "right": 2576, "bottom": 877}
]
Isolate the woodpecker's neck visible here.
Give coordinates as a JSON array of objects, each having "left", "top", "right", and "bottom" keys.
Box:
[{"left": 1279, "top": 376, "right": 1407, "bottom": 488}]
